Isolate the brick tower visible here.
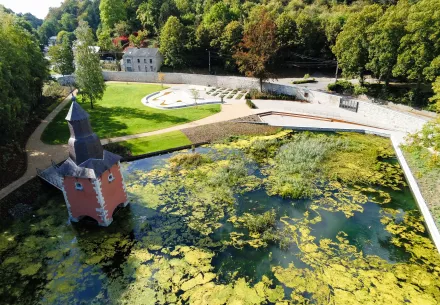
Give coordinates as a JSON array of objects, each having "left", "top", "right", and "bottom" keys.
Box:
[{"left": 56, "top": 99, "right": 128, "bottom": 226}]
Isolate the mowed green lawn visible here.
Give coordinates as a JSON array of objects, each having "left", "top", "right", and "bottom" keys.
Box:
[
  {"left": 116, "top": 130, "right": 192, "bottom": 155},
  {"left": 41, "top": 83, "right": 221, "bottom": 144}
]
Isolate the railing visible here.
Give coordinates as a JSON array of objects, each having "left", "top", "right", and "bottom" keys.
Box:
[{"left": 339, "top": 99, "right": 359, "bottom": 112}]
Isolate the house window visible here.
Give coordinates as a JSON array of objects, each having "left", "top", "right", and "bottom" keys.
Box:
[
  {"left": 75, "top": 182, "right": 83, "bottom": 191},
  {"left": 137, "top": 59, "right": 140, "bottom": 63},
  {"left": 149, "top": 59, "right": 153, "bottom": 64},
  {"left": 150, "top": 66, "right": 153, "bottom": 71},
  {"left": 138, "top": 65, "right": 141, "bottom": 71},
  {"left": 126, "top": 59, "right": 131, "bottom": 64},
  {"left": 127, "top": 67, "right": 132, "bottom": 72},
  {"left": 145, "top": 65, "right": 148, "bottom": 72},
  {"left": 144, "top": 59, "right": 147, "bottom": 63},
  {"left": 108, "top": 173, "right": 115, "bottom": 182}
]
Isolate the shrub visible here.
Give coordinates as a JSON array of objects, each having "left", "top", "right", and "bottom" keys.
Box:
[
  {"left": 247, "top": 88, "right": 296, "bottom": 101},
  {"left": 353, "top": 85, "right": 368, "bottom": 96},
  {"left": 241, "top": 209, "right": 277, "bottom": 234},
  {"left": 104, "top": 142, "right": 132, "bottom": 157},
  {"left": 304, "top": 73, "right": 310, "bottom": 79},
  {"left": 292, "top": 79, "right": 317, "bottom": 84},
  {"left": 327, "top": 80, "right": 355, "bottom": 95},
  {"left": 169, "top": 152, "right": 209, "bottom": 170},
  {"left": 246, "top": 99, "right": 257, "bottom": 109}
]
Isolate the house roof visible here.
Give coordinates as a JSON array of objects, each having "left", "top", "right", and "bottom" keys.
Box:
[
  {"left": 123, "top": 47, "right": 159, "bottom": 58},
  {"left": 57, "top": 150, "right": 122, "bottom": 179},
  {"left": 65, "top": 100, "right": 90, "bottom": 121}
]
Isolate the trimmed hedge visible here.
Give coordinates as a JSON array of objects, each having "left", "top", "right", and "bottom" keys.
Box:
[
  {"left": 292, "top": 78, "right": 317, "bottom": 84},
  {"left": 246, "top": 99, "right": 257, "bottom": 109}
]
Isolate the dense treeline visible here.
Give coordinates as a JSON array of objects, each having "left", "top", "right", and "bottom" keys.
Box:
[
  {"left": 0, "top": 8, "right": 49, "bottom": 144},
  {"left": 30, "top": 0, "right": 440, "bottom": 109}
]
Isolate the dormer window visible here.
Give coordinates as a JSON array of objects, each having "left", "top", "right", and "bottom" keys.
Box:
[
  {"left": 75, "top": 182, "right": 83, "bottom": 191},
  {"left": 108, "top": 173, "right": 115, "bottom": 182}
]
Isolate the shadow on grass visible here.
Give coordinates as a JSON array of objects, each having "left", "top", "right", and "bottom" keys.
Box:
[{"left": 42, "top": 104, "right": 220, "bottom": 145}]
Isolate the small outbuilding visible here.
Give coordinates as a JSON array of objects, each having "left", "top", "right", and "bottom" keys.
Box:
[{"left": 121, "top": 47, "right": 163, "bottom": 72}]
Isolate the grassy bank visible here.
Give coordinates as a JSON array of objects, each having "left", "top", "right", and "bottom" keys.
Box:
[{"left": 41, "top": 83, "right": 221, "bottom": 144}]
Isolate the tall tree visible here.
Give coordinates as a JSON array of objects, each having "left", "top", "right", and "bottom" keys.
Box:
[
  {"left": 0, "top": 11, "right": 48, "bottom": 143},
  {"left": 367, "top": 0, "right": 409, "bottom": 86},
  {"left": 233, "top": 7, "right": 278, "bottom": 91},
  {"left": 74, "top": 21, "right": 106, "bottom": 109},
  {"left": 99, "top": 0, "right": 126, "bottom": 30},
  {"left": 160, "top": 16, "right": 185, "bottom": 68},
  {"left": 393, "top": 0, "right": 440, "bottom": 87},
  {"left": 333, "top": 5, "right": 382, "bottom": 84},
  {"left": 219, "top": 20, "right": 243, "bottom": 70},
  {"left": 48, "top": 38, "right": 75, "bottom": 76}
]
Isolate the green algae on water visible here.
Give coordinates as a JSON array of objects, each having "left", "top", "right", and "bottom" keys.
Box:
[{"left": 0, "top": 131, "right": 439, "bottom": 304}]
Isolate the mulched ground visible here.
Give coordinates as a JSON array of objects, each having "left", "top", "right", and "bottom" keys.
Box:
[
  {"left": 0, "top": 91, "right": 69, "bottom": 190},
  {"left": 182, "top": 121, "right": 280, "bottom": 143}
]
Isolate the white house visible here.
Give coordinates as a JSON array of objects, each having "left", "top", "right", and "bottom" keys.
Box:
[{"left": 121, "top": 47, "right": 163, "bottom": 72}]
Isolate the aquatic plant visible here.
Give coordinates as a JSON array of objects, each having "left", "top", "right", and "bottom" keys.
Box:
[{"left": 1, "top": 130, "right": 439, "bottom": 304}]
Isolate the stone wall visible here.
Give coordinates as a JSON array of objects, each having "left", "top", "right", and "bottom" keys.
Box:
[{"left": 102, "top": 71, "right": 260, "bottom": 89}]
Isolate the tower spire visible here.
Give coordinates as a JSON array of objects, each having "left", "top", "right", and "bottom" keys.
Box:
[{"left": 66, "top": 100, "right": 103, "bottom": 165}]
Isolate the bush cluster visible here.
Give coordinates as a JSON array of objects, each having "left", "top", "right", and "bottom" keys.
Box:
[{"left": 245, "top": 89, "right": 296, "bottom": 101}]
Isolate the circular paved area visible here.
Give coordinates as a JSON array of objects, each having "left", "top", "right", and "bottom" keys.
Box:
[{"left": 142, "top": 85, "right": 222, "bottom": 109}]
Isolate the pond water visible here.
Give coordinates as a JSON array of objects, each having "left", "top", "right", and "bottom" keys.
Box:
[{"left": 1, "top": 131, "right": 439, "bottom": 304}]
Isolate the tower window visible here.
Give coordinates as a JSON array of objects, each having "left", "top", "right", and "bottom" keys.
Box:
[
  {"left": 75, "top": 182, "right": 83, "bottom": 191},
  {"left": 108, "top": 173, "right": 115, "bottom": 182}
]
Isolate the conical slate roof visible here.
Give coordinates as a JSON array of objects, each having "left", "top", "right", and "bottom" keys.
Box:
[{"left": 65, "top": 99, "right": 90, "bottom": 121}]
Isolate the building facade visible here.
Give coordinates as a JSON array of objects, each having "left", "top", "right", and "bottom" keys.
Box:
[
  {"left": 121, "top": 47, "right": 163, "bottom": 72},
  {"left": 55, "top": 99, "right": 129, "bottom": 226}
]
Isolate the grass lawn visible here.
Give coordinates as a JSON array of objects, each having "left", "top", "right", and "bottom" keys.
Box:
[
  {"left": 41, "top": 83, "right": 221, "bottom": 144},
  {"left": 113, "top": 131, "right": 192, "bottom": 156}
]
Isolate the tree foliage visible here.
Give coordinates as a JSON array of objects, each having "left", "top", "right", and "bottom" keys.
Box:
[
  {"left": 160, "top": 16, "right": 185, "bottom": 68},
  {"left": 48, "top": 38, "right": 75, "bottom": 76},
  {"left": 99, "top": 0, "right": 126, "bottom": 30},
  {"left": 0, "top": 11, "right": 48, "bottom": 144},
  {"left": 74, "top": 21, "right": 106, "bottom": 109},
  {"left": 333, "top": 5, "right": 382, "bottom": 83},
  {"left": 234, "top": 7, "right": 278, "bottom": 91}
]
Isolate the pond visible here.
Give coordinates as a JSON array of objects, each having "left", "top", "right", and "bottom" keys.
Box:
[{"left": 1, "top": 131, "right": 439, "bottom": 304}]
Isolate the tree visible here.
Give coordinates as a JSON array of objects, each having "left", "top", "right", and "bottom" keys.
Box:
[
  {"left": 99, "top": 0, "right": 127, "bottom": 30},
  {"left": 57, "top": 30, "right": 76, "bottom": 44},
  {"left": 393, "top": 0, "right": 440, "bottom": 86},
  {"left": 74, "top": 21, "right": 106, "bottom": 109},
  {"left": 129, "top": 29, "right": 148, "bottom": 47},
  {"left": 160, "top": 16, "right": 185, "bottom": 68},
  {"left": 430, "top": 77, "right": 440, "bottom": 112},
  {"left": 190, "top": 88, "right": 200, "bottom": 107},
  {"left": 333, "top": 5, "right": 382, "bottom": 84},
  {"left": 113, "top": 20, "right": 130, "bottom": 37},
  {"left": 219, "top": 21, "right": 243, "bottom": 70},
  {"left": 367, "top": 1, "right": 409, "bottom": 86},
  {"left": 136, "top": 0, "right": 161, "bottom": 33},
  {"left": 158, "top": 72, "right": 165, "bottom": 87},
  {"left": 48, "top": 38, "right": 75, "bottom": 76},
  {"left": 233, "top": 7, "right": 278, "bottom": 91},
  {"left": 60, "top": 13, "right": 77, "bottom": 32},
  {"left": 0, "top": 11, "right": 48, "bottom": 143}
]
